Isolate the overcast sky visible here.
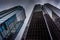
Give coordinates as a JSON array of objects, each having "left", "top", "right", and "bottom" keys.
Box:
[
  {"left": 0, "top": 0, "right": 60, "bottom": 9},
  {"left": 0, "top": 0, "right": 60, "bottom": 16}
]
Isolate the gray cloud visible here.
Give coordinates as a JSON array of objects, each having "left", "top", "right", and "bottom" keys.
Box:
[{"left": 0, "top": 0, "right": 60, "bottom": 15}]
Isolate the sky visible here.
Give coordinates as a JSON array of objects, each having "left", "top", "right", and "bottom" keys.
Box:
[
  {"left": 0, "top": 0, "right": 60, "bottom": 9},
  {"left": 0, "top": 0, "right": 60, "bottom": 16}
]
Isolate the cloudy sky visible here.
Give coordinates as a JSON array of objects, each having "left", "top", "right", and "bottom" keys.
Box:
[
  {"left": 0, "top": 0, "right": 60, "bottom": 16},
  {"left": 0, "top": 0, "right": 60, "bottom": 9}
]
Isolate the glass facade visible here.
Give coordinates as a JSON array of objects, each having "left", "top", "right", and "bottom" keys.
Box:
[{"left": 0, "top": 6, "right": 26, "bottom": 40}]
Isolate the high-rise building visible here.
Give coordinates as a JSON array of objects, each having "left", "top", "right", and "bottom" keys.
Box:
[{"left": 0, "top": 6, "right": 26, "bottom": 40}]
